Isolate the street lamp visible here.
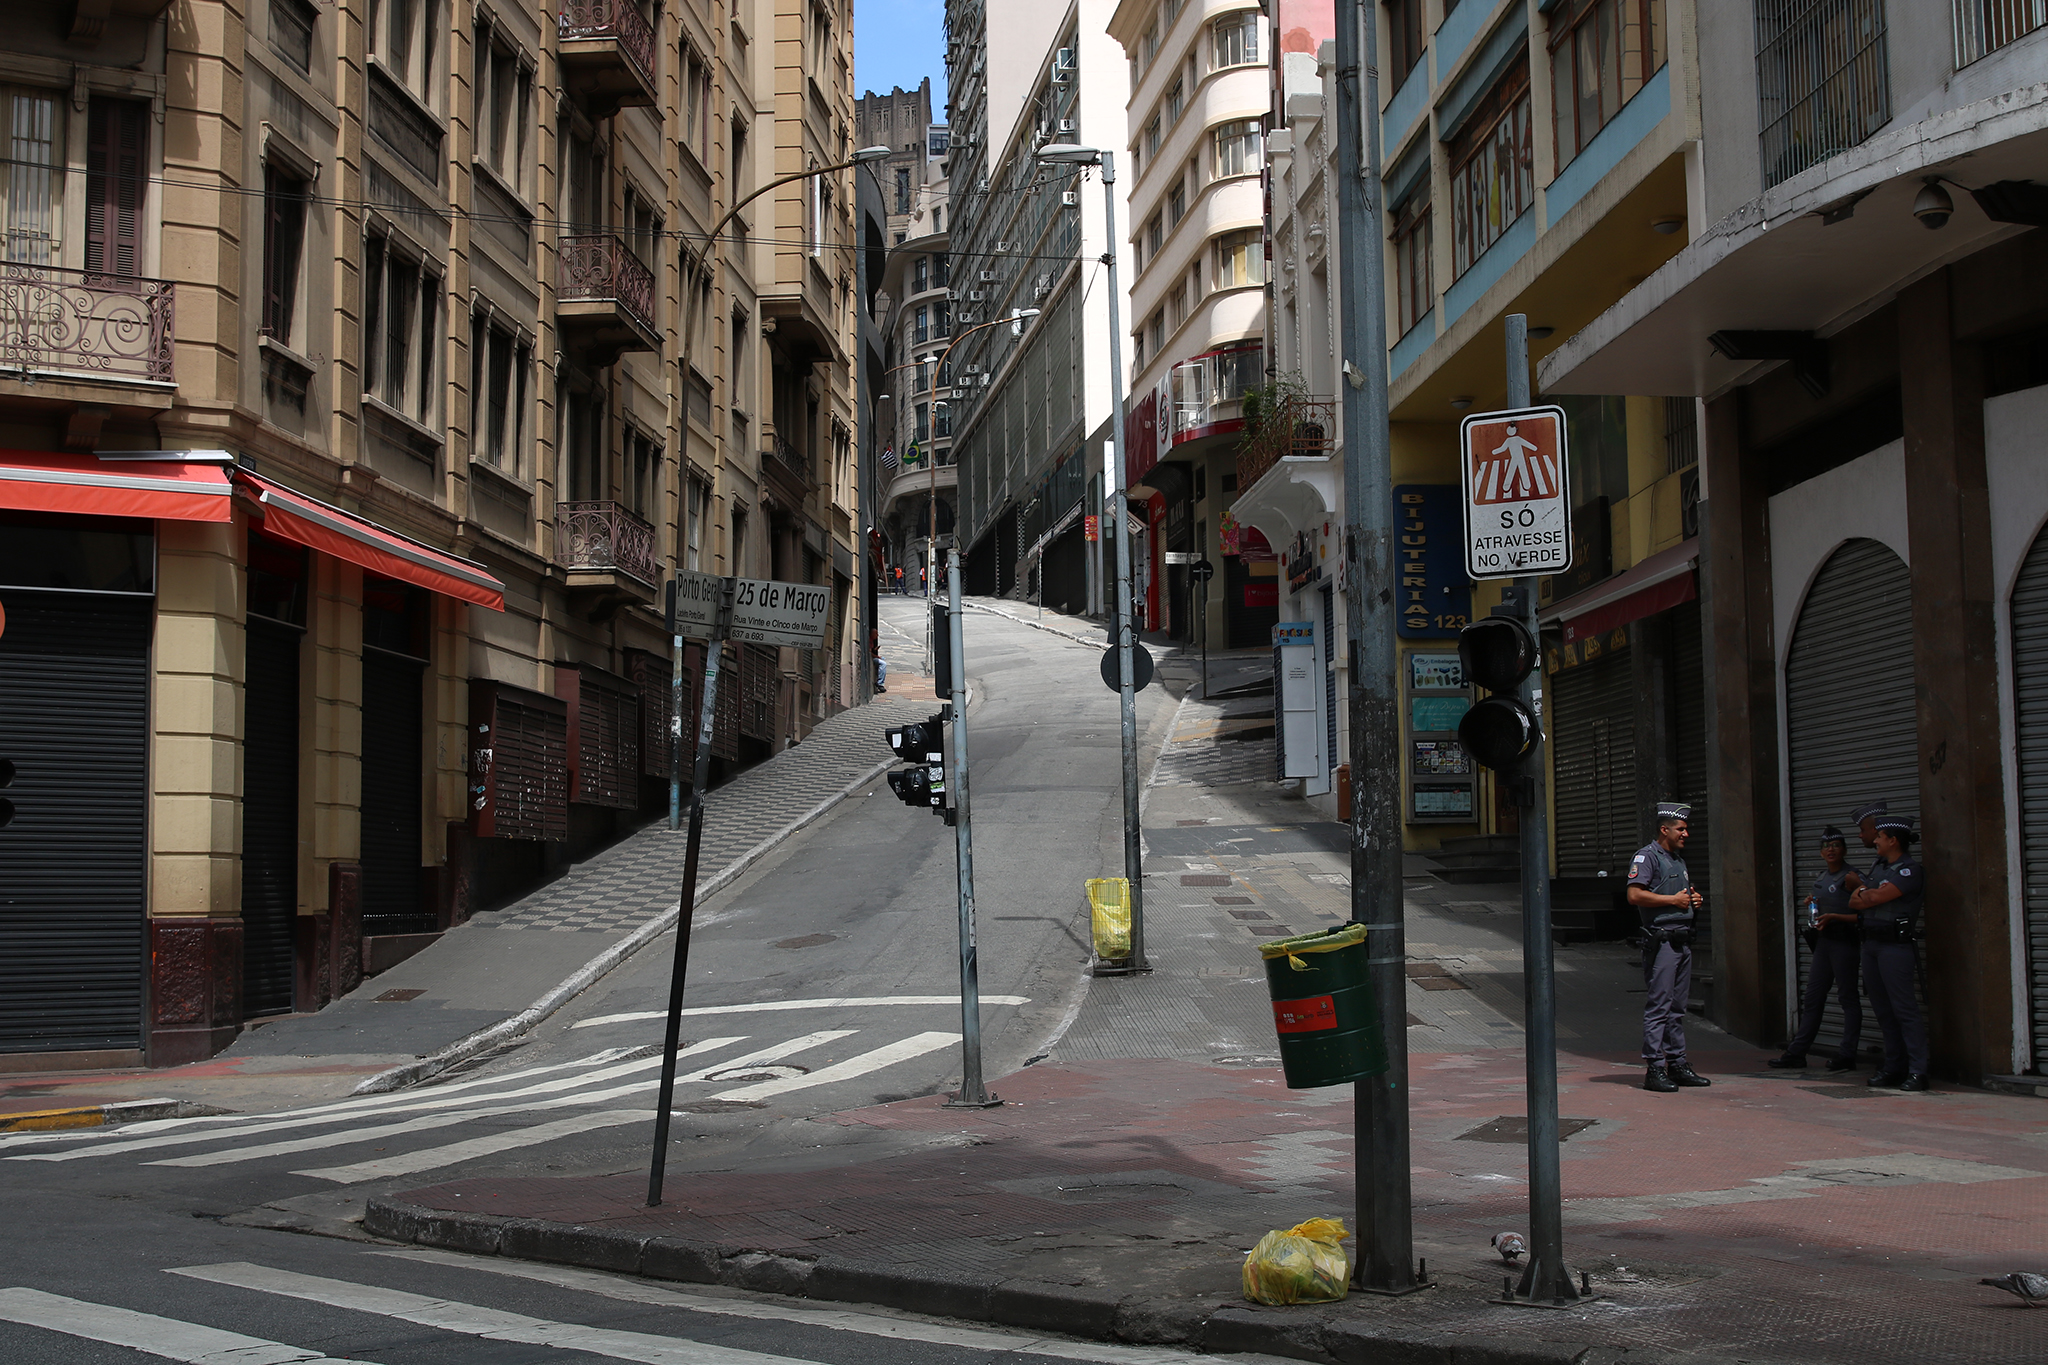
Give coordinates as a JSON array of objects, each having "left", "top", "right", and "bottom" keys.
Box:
[
  {"left": 1036, "top": 142, "right": 1147, "bottom": 973},
  {"left": 666, "top": 144, "right": 892, "bottom": 830}
]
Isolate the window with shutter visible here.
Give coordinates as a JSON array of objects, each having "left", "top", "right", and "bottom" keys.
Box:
[
  {"left": 262, "top": 163, "right": 308, "bottom": 340},
  {"left": 86, "top": 98, "right": 145, "bottom": 277}
]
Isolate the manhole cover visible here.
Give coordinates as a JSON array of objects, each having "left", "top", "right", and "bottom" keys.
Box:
[
  {"left": 1248, "top": 925, "right": 1294, "bottom": 936},
  {"left": 704, "top": 1064, "right": 809, "bottom": 1083},
  {"left": 773, "top": 933, "right": 836, "bottom": 950},
  {"left": 1227, "top": 909, "right": 1272, "bottom": 921},
  {"left": 1406, "top": 963, "right": 1471, "bottom": 991},
  {"left": 1181, "top": 874, "right": 1232, "bottom": 887},
  {"left": 374, "top": 989, "right": 425, "bottom": 1003},
  {"left": 1216, "top": 895, "right": 1256, "bottom": 905},
  {"left": 1458, "top": 1116, "right": 1599, "bottom": 1143}
]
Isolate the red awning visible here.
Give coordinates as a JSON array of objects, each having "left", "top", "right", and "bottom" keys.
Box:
[
  {"left": 239, "top": 472, "right": 506, "bottom": 611},
  {"left": 0, "top": 449, "right": 233, "bottom": 522},
  {"left": 1543, "top": 537, "right": 1698, "bottom": 644}
]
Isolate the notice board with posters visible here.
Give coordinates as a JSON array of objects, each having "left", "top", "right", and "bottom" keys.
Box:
[{"left": 1405, "top": 649, "right": 1474, "bottom": 823}]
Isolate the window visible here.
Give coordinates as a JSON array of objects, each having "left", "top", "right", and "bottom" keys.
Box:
[
  {"left": 1147, "top": 308, "right": 1164, "bottom": 355},
  {"left": 913, "top": 255, "right": 929, "bottom": 291},
  {"left": 1168, "top": 176, "right": 1186, "bottom": 227},
  {"left": 624, "top": 184, "right": 661, "bottom": 268},
  {"left": 2, "top": 89, "right": 63, "bottom": 266},
  {"left": 1141, "top": 21, "right": 1160, "bottom": 72},
  {"left": 1132, "top": 327, "right": 1147, "bottom": 370},
  {"left": 370, "top": 0, "right": 438, "bottom": 103},
  {"left": 933, "top": 206, "right": 943, "bottom": 234},
  {"left": 1549, "top": 0, "right": 1666, "bottom": 172},
  {"left": 1213, "top": 118, "right": 1263, "bottom": 177},
  {"left": 914, "top": 305, "right": 929, "bottom": 344},
  {"left": 683, "top": 49, "right": 712, "bottom": 165},
  {"left": 84, "top": 97, "right": 147, "bottom": 276},
  {"left": 1386, "top": 0, "right": 1425, "bottom": 84},
  {"left": 1162, "top": 0, "right": 1185, "bottom": 26},
  {"left": 1664, "top": 396, "right": 1698, "bottom": 472},
  {"left": 362, "top": 231, "right": 441, "bottom": 422},
  {"left": 1755, "top": 0, "right": 1889, "bottom": 190},
  {"left": 1166, "top": 76, "right": 1184, "bottom": 125},
  {"left": 933, "top": 252, "right": 948, "bottom": 287},
  {"left": 1391, "top": 195, "right": 1432, "bottom": 338},
  {"left": 1957, "top": 0, "right": 2048, "bottom": 65},
  {"left": 625, "top": 426, "right": 658, "bottom": 518},
  {"left": 686, "top": 477, "right": 710, "bottom": 570},
  {"left": 474, "top": 29, "right": 533, "bottom": 195},
  {"left": 914, "top": 403, "right": 930, "bottom": 441},
  {"left": 1145, "top": 211, "right": 1163, "bottom": 258},
  {"left": 1447, "top": 57, "right": 1532, "bottom": 278},
  {"left": 261, "top": 164, "right": 308, "bottom": 341},
  {"left": 469, "top": 313, "right": 531, "bottom": 475},
  {"left": 270, "top": 0, "right": 318, "bottom": 74},
  {"left": 896, "top": 167, "right": 912, "bottom": 213},
  {"left": 933, "top": 299, "right": 951, "bottom": 338},
  {"left": 1169, "top": 281, "right": 1188, "bottom": 329},
  {"left": 1212, "top": 10, "right": 1260, "bottom": 68},
  {"left": 1144, "top": 115, "right": 1162, "bottom": 159},
  {"left": 809, "top": 1, "right": 832, "bottom": 76},
  {"left": 914, "top": 359, "right": 930, "bottom": 393},
  {"left": 1213, "top": 229, "right": 1266, "bottom": 287}
]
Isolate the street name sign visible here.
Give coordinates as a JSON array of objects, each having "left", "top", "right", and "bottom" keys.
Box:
[
  {"left": 729, "top": 577, "right": 832, "bottom": 648},
  {"left": 1458, "top": 404, "right": 1572, "bottom": 580},
  {"left": 665, "top": 571, "right": 726, "bottom": 636}
]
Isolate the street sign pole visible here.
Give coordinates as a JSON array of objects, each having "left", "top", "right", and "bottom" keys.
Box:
[
  {"left": 944, "top": 548, "right": 999, "bottom": 1108},
  {"left": 647, "top": 576, "right": 735, "bottom": 1207},
  {"left": 1499, "top": 314, "right": 1580, "bottom": 1306}
]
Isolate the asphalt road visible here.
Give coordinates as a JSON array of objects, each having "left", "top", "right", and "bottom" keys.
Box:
[{"left": 0, "top": 596, "right": 1182, "bottom": 1363}]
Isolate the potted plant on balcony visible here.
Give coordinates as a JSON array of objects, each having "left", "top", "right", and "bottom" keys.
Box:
[{"left": 1237, "top": 370, "right": 1317, "bottom": 486}]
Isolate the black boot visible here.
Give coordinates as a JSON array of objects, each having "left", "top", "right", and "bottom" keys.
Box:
[
  {"left": 1825, "top": 1056, "right": 1856, "bottom": 1072},
  {"left": 1897, "top": 1073, "right": 1932, "bottom": 1092},
  {"left": 1643, "top": 1063, "right": 1679, "bottom": 1093},
  {"left": 1766, "top": 1054, "right": 1807, "bottom": 1069},
  {"left": 1867, "top": 1071, "right": 1906, "bottom": 1088},
  {"left": 1668, "top": 1061, "right": 1713, "bottom": 1087}
]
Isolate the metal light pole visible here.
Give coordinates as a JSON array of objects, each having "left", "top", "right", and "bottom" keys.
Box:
[
  {"left": 1333, "top": 0, "right": 1419, "bottom": 1293},
  {"left": 1040, "top": 143, "right": 1147, "bottom": 972},
  {"left": 943, "top": 547, "right": 998, "bottom": 1107},
  {"left": 1502, "top": 313, "right": 1579, "bottom": 1306}
]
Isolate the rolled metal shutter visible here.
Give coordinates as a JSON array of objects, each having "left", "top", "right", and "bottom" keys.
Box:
[
  {"left": 241, "top": 617, "right": 302, "bottom": 1016},
  {"left": 469, "top": 680, "right": 569, "bottom": 841},
  {"left": 0, "top": 593, "right": 150, "bottom": 1051},
  {"left": 2006, "top": 527, "right": 2048, "bottom": 1071},
  {"left": 1670, "top": 601, "right": 1712, "bottom": 943},
  {"left": 1550, "top": 647, "right": 1638, "bottom": 877},
  {"left": 559, "top": 664, "right": 639, "bottom": 809},
  {"left": 1322, "top": 585, "right": 1337, "bottom": 775},
  {"left": 712, "top": 642, "right": 740, "bottom": 760},
  {"left": 1784, "top": 538, "right": 1918, "bottom": 1056},
  {"left": 360, "top": 647, "right": 429, "bottom": 936},
  {"left": 627, "top": 648, "right": 679, "bottom": 778}
]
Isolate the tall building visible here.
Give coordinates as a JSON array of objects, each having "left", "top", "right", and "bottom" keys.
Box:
[
  {"left": 1109, "top": 0, "right": 1279, "bottom": 654},
  {"left": 1542, "top": 3, "right": 2048, "bottom": 1083},
  {"left": 0, "top": 0, "right": 863, "bottom": 1068},
  {"left": 944, "top": 0, "right": 1132, "bottom": 606},
  {"left": 857, "top": 80, "right": 940, "bottom": 246}
]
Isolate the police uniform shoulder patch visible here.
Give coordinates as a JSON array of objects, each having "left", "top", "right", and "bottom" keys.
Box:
[
  {"left": 1632, "top": 855, "right": 1645, "bottom": 865},
  {"left": 1898, "top": 866, "right": 1913, "bottom": 877}
]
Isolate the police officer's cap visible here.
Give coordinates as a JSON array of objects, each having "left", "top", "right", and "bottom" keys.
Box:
[
  {"left": 1820, "top": 825, "right": 1846, "bottom": 845},
  {"left": 1849, "top": 800, "right": 1888, "bottom": 825},
  {"left": 1655, "top": 801, "right": 1690, "bottom": 822},
  {"left": 1875, "top": 815, "right": 1915, "bottom": 836}
]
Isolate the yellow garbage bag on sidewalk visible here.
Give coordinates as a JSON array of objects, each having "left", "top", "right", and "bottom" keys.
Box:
[
  {"left": 1241, "top": 1218, "right": 1352, "bottom": 1305},
  {"left": 1085, "top": 878, "right": 1131, "bottom": 961}
]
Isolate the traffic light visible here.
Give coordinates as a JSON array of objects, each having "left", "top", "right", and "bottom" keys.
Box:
[
  {"left": 1456, "top": 615, "right": 1540, "bottom": 770},
  {"left": 887, "top": 712, "right": 946, "bottom": 764},
  {"left": 885, "top": 709, "right": 955, "bottom": 822}
]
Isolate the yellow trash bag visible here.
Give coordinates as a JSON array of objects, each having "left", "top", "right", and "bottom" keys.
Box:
[
  {"left": 1086, "top": 878, "right": 1131, "bottom": 960},
  {"left": 1241, "top": 1217, "right": 1351, "bottom": 1305}
]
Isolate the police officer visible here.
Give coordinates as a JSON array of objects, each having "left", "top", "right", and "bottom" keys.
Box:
[
  {"left": 1627, "top": 802, "right": 1710, "bottom": 1092},
  {"left": 1849, "top": 814, "right": 1929, "bottom": 1090},
  {"left": 1768, "top": 825, "right": 1862, "bottom": 1071}
]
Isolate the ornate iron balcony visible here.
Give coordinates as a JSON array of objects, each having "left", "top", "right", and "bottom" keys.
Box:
[
  {"left": 558, "top": 0, "right": 658, "bottom": 98},
  {"left": 0, "top": 263, "right": 175, "bottom": 385},
  {"left": 558, "top": 233, "right": 658, "bottom": 341},
  {"left": 557, "top": 500, "right": 658, "bottom": 587}
]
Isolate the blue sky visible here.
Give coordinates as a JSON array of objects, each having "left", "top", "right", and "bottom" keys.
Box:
[{"left": 855, "top": 0, "right": 948, "bottom": 113}]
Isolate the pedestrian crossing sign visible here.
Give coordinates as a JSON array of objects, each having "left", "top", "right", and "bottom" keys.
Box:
[{"left": 1458, "top": 404, "right": 1572, "bottom": 580}]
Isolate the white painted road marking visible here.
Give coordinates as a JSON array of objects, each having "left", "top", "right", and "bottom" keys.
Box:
[
  {"left": 711, "top": 1031, "right": 960, "bottom": 1101},
  {"left": 294, "top": 1109, "right": 657, "bottom": 1184},
  {"left": 572, "top": 995, "right": 1029, "bottom": 1029},
  {"left": 170, "top": 1263, "right": 807, "bottom": 1365},
  {"left": 0, "top": 1286, "right": 383, "bottom": 1364}
]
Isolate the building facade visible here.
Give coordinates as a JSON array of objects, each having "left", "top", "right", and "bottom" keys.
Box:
[{"left": 0, "top": 0, "right": 864, "bottom": 1069}]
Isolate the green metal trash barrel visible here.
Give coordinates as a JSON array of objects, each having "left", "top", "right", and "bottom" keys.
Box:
[{"left": 1260, "top": 924, "right": 1388, "bottom": 1088}]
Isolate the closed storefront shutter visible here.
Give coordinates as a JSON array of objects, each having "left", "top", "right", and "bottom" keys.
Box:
[
  {"left": 2006, "top": 527, "right": 2048, "bottom": 1071},
  {"left": 557, "top": 664, "right": 639, "bottom": 809},
  {"left": 469, "top": 680, "right": 568, "bottom": 841},
  {"left": 0, "top": 594, "right": 150, "bottom": 1052},
  {"left": 241, "top": 617, "right": 301, "bottom": 1016},
  {"left": 627, "top": 649, "right": 678, "bottom": 779},
  {"left": 712, "top": 643, "right": 741, "bottom": 760},
  {"left": 1551, "top": 646, "right": 1638, "bottom": 877},
  {"left": 1785, "top": 538, "right": 1919, "bottom": 1056},
  {"left": 740, "top": 644, "right": 776, "bottom": 741},
  {"left": 1322, "top": 586, "right": 1338, "bottom": 775},
  {"left": 360, "top": 647, "right": 429, "bottom": 936},
  {"left": 1669, "top": 601, "right": 1712, "bottom": 939}
]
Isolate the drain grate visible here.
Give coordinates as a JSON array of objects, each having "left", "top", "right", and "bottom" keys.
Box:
[
  {"left": 1227, "top": 909, "right": 1272, "bottom": 921},
  {"left": 1215, "top": 895, "right": 1256, "bottom": 905},
  {"left": 1181, "top": 874, "right": 1233, "bottom": 887},
  {"left": 1458, "top": 1115, "right": 1599, "bottom": 1143},
  {"left": 374, "top": 989, "right": 426, "bottom": 1003}
]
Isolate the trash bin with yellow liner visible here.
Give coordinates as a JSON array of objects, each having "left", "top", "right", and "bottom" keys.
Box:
[
  {"left": 1260, "top": 923, "right": 1387, "bottom": 1088},
  {"left": 1085, "top": 877, "right": 1131, "bottom": 965}
]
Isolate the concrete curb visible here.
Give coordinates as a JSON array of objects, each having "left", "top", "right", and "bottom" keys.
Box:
[
  {"left": 351, "top": 753, "right": 897, "bottom": 1095},
  {"left": 958, "top": 600, "right": 1107, "bottom": 650},
  {"left": 361, "top": 1197, "right": 1784, "bottom": 1365},
  {"left": 0, "top": 1098, "right": 181, "bottom": 1133}
]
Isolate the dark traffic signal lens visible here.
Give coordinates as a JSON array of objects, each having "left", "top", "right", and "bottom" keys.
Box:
[
  {"left": 1457, "top": 618, "right": 1537, "bottom": 694},
  {"left": 1458, "top": 696, "right": 1539, "bottom": 770}
]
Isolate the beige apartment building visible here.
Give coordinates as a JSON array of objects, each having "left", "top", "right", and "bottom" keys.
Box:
[{"left": 0, "top": 0, "right": 864, "bottom": 1069}]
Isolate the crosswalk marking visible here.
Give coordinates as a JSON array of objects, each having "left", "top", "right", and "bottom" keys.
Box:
[
  {"left": 711, "top": 1031, "right": 959, "bottom": 1101},
  {"left": 680, "top": 1029, "right": 856, "bottom": 1080},
  {"left": 572, "top": 995, "right": 1029, "bottom": 1029},
  {"left": 295, "top": 1108, "right": 656, "bottom": 1184},
  {"left": 0, "top": 1286, "right": 382, "bottom": 1364},
  {"left": 170, "top": 1263, "right": 805, "bottom": 1365}
]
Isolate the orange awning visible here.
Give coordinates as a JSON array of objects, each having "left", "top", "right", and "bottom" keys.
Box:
[
  {"left": 0, "top": 449, "right": 233, "bottom": 522},
  {"left": 239, "top": 471, "right": 506, "bottom": 611}
]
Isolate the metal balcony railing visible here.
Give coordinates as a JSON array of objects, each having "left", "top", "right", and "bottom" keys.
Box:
[
  {"left": 557, "top": 500, "right": 658, "bottom": 586},
  {"left": 558, "top": 233, "right": 658, "bottom": 339},
  {"left": 0, "top": 263, "right": 175, "bottom": 384},
  {"left": 768, "top": 432, "right": 810, "bottom": 479},
  {"left": 558, "top": 0, "right": 658, "bottom": 94},
  {"left": 1954, "top": 0, "right": 2047, "bottom": 65},
  {"left": 1237, "top": 396, "right": 1334, "bottom": 492}
]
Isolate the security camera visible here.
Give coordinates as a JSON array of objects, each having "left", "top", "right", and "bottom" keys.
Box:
[{"left": 1912, "top": 178, "right": 1954, "bottom": 231}]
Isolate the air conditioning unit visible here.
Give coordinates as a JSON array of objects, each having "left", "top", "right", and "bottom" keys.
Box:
[
  {"left": 975, "top": 176, "right": 989, "bottom": 193},
  {"left": 979, "top": 269, "right": 997, "bottom": 281},
  {"left": 1061, "top": 191, "right": 1078, "bottom": 206},
  {"left": 1033, "top": 273, "right": 1052, "bottom": 299},
  {"left": 995, "top": 240, "right": 1012, "bottom": 251},
  {"left": 957, "top": 313, "right": 976, "bottom": 324},
  {"left": 980, "top": 373, "right": 991, "bottom": 386},
  {"left": 1058, "top": 118, "right": 1076, "bottom": 133},
  {"left": 965, "top": 364, "right": 982, "bottom": 375},
  {"left": 1052, "top": 48, "right": 1074, "bottom": 83},
  {"left": 968, "top": 290, "right": 985, "bottom": 301}
]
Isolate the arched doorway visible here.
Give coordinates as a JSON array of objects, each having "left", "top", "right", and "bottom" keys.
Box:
[{"left": 1783, "top": 537, "right": 1918, "bottom": 1056}]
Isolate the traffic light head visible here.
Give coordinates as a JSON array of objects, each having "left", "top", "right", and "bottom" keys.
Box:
[
  {"left": 886, "top": 711, "right": 947, "bottom": 762},
  {"left": 1458, "top": 696, "right": 1538, "bottom": 769},
  {"left": 886, "top": 763, "right": 947, "bottom": 809},
  {"left": 1457, "top": 617, "right": 1537, "bottom": 694}
]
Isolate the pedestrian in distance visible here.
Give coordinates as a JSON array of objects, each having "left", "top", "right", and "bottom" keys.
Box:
[
  {"left": 1768, "top": 825, "right": 1862, "bottom": 1071},
  {"left": 1627, "top": 802, "right": 1711, "bottom": 1092},
  {"left": 893, "top": 564, "right": 905, "bottom": 594},
  {"left": 1849, "top": 814, "right": 1931, "bottom": 1091}
]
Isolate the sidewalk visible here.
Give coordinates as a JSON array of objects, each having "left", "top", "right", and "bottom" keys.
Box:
[{"left": 364, "top": 637, "right": 2048, "bottom": 1365}]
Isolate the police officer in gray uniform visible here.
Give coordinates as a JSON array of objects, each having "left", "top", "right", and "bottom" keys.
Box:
[
  {"left": 1627, "top": 802, "right": 1710, "bottom": 1092},
  {"left": 1850, "top": 814, "right": 1929, "bottom": 1090},
  {"left": 1768, "top": 825, "right": 1862, "bottom": 1070}
]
